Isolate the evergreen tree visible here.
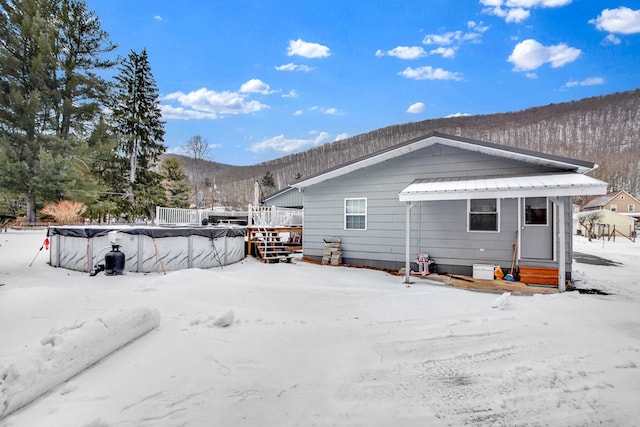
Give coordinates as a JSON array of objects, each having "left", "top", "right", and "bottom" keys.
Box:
[
  {"left": 260, "top": 171, "right": 276, "bottom": 195},
  {"left": 110, "top": 49, "right": 166, "bottom": 219},
  {"left": 161, "top": 158, "right": 190, "bottom": 208},
  {"left": 84, "top": 115, "right": 121, "bottom": 221},
  {"left": 0, "top": 0, "right": 115, "bottom": 222}
]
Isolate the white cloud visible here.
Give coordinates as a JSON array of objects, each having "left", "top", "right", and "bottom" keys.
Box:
[
  {"left": 406, "top": 102, "right": 426, "bottom": 114},
  {"left": 507, "top": 0, "right": 572, "bottom": 7},
  {"left": 399, "top": 66, "right": 464, "bottom": 81},
  {"left": 153, "top": 15, "right": 163, "bottom": 21},
  {"left": 420, "top": 23, "right": 487, "bottom": 57},
  {"left": 162, "top": 87, "right": 268, "bottom": 120},
  {"left": 293, "top": 110, "right": 304, "bottom": 116},
  {"left": 275, "top": 63, "right": 314, "bottom": 72},
  {"left": 335, "top": 133, "right": 349, "bottom": 141},
  {"left": 508, "top": 39, "right": 581, "bottom": 71},
  {"left": 603, "top": 34, "right": 621, "bottom": 45},
  {"left": 282, "top": 89, "right": 298, "bottom": 98},
  {"left": 249, "top": 131, "right": 331, "bottom": 153},
  {"left": 308, "top": 106, "right": 344, "bottom": 115},
  {"left": 590, "top": 7, "right": 640, "bottom": 35},
  {"left": 429, "top": 46, "right": 457, "bottom": 58},
  {"left": 506, "top": 8, "right": 530, "bottom": 23},
  {"left": 375, "top": 46, "right": 427, "bottom": 59},
  {"left": 287, "top": 39, "right": 331, "bottom": 58},
  {"left": 481, "top": 0, "right": 571, "bottom": 23},
  {"left": 445, "top": 112, "right": 472, "bottom": 118},
  {"left": 525, "top": 72, "right": 538, "bottom": 79},
  {"left": 563, "top": 76, "right": 605, "bottom": 88},
  {"left": 239, "top": 79, "right": 275, "bottom": 95}
]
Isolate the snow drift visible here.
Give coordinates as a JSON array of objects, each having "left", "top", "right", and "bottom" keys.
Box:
[{"left": 0, "top": 307, "right": 160, "bottom": 419}]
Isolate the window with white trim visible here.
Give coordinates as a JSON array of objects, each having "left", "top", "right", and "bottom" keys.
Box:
[
  {"left": 345, "top": 198, "right": 367, "bottom": 230},
  {"left": 525, "top": 197, "right": 548, "bottom": 225},
  {"left": 468, "top": 198, "right": 499, "bottom": 232},
  {"left": 610, "top": 204, "right": 618, "bottom": 212},
  {"left": 628, "top": 204, "right": 635, "bottom": 212}
]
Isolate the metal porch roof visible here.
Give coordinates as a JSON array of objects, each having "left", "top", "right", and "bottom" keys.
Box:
[{"left": 399, "top": 173, "right": 608, "bottom": 202}]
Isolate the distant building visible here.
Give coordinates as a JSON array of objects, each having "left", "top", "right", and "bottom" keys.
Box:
[{"left": 582, "top": 190, "right": 640, "bottom": 223}]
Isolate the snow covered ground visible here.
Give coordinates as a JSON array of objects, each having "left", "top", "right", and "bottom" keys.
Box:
[{"left": 1, "top": 230, "right": 639, "bottom": 426}]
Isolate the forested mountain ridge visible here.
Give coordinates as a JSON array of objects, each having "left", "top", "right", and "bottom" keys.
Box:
[{"left": 166, "top": 88, "right": 640, "bottom": 207}]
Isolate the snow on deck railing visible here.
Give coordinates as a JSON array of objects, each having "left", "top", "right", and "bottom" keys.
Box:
[{"left": 248, "top": 205, "right": 303, "bottom": 227}]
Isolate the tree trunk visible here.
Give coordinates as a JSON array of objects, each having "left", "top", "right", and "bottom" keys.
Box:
[{"left": 26, "top": 194, "right": 37, "bottom": 223}]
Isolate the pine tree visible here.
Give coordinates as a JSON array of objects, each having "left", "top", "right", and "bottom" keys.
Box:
[
  {"left": 0, "top": 0, "right": 115, "bottom": 222},
  {"left": 161, "top": 158, "right": 191, "bottom": 208},
  {"left": 260, "top": 171, "right": 276, "bottom": 195},
  {"left": 110, "top": 49, "right": 166, "bottom": 219}
]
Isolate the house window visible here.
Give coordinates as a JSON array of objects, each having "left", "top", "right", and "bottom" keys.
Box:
[
  {"left": 345, "top": 198, "right": 367, "bottom": 230},
  {"left": 629, "top": 204, "right": 636, "bottom": 212},
  {"left": 610, "top": 204, "right": 617, "bottom": 212},
  {"left": 468, "top": 198, "right": 499, "bottom": 232},
  {"left": 525, "top": 197, "right": 548, "bottom": 225}
]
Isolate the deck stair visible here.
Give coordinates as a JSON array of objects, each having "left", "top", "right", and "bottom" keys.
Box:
[
  {"left": 519, "top": 266, "right": 559, "bottom": 286},
  {"left": 249, "top": 227, "right": 292, "bottom": 263}
]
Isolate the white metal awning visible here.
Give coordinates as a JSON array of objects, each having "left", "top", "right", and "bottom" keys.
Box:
[{"left": 399, "top": 173, "right": 608, "bottom": 202}]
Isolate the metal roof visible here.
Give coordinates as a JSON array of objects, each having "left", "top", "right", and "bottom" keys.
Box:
[
  {"left": 292, "top": 132, "right": 599, "bottom": 189},
  {"left": 399, "top": 173, "right": 608, "bottom": 202}
]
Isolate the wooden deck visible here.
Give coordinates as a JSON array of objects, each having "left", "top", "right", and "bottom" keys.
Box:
[
  {"left": 247, "top": 226, "right": 302, "bottom": 263},
  {"left": 413, "top": 273, "right": 558, "bottom": 295}
]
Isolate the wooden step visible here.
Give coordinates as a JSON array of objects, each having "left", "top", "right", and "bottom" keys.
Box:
[{"left": 519, "top": 266, "right": 559, "bottom": 286}]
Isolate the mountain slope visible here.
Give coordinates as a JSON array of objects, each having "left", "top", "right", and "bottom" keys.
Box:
[{"left": 168, "top": 88, "right": 640, "bottom": 207}]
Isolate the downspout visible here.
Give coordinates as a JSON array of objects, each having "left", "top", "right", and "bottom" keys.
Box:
[{"left": 405, "top": 202, "right": 415, "bottom": 284}]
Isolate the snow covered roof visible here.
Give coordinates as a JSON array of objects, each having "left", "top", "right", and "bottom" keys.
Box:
[
  {"left": 292, "top": 132, "right": 598, "bottom": 189},
  {"left": 399, "top": 173, "right": 608, "bottom": 202}
]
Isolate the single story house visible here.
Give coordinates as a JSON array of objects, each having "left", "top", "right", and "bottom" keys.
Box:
[
  {"left": 291, "top": 132, "right": 608, "bottom": 291},
  {"left": 582, "top": 190, "right": 640, "bottom": 223}
]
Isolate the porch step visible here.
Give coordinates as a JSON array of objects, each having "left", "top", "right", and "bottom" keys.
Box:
[{"left": 519, "top": 266, "right": 558, "bottom": 286}]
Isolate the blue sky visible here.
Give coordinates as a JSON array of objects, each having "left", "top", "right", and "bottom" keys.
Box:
[{"left": 87, "top": 0, "right": 640, "bottom": 165}]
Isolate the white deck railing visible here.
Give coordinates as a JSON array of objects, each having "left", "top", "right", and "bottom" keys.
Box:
[
  {"left": 248, "top": 205, "right": 303, "bottom": 227},
  {"left": 155, "top": 207, "right": 219, "bottom": 226},
  {"left": 155, "top": 205, "right": 303, "bottom": 227}
]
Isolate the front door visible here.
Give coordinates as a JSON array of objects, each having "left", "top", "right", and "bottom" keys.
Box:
[{"left": 520, "top": 197, "right": 553, "bottom": 260}]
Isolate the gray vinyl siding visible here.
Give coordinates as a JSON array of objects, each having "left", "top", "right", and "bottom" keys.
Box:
[
  {"left": 263, "top": 187, "right": 303, "bottom": 208},
  {"left": 302, "top": 143, "right": 574, "bottom": 273}
]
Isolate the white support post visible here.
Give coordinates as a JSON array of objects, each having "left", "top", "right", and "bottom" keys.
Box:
[
  {"left": 551, "top": 197, "right": 566, "bottom": 292},
  {"left": 405, "top": 202, "right": 415, "bottom": 284}
]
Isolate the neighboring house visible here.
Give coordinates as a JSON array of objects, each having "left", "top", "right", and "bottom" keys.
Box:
[
  {"left": 262, "top": 186, "right": 304, "bottom": 208},
  {"left": 574, "top": 209, "right": 636, "bottom": 238},
  {"left": 291, "top": 132, "right": 608, "bottom": 291},
  {"left": 582, "top": 190, "right": 640, "bottom": 222}
]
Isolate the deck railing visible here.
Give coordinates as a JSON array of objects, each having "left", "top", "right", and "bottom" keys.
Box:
[
  {"left": 155, "top": 207, "right": 218, "bottom": 226},
  {"left": 155, "top": 205, "right": 303, "bottom": 227},
  {"left": 248, "top": 205, "right": 303, "bottom": 227}
]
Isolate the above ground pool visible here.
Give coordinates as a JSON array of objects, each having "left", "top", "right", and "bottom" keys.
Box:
[{"left": 48, "top": 226, "right": 246, "bottom": 273}]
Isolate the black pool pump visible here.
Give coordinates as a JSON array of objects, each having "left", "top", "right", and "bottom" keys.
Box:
[{"left": 104, "top": 244, "right": 125, "bottom": 275}]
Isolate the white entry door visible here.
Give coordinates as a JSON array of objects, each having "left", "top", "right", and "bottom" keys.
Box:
[{"left": 520, "top": 197, "right": 553, "bottom": 260}]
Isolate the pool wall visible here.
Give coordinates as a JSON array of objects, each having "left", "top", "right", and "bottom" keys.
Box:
[{"left": 47, "top": 226, "right": 246, "bottom": 273}]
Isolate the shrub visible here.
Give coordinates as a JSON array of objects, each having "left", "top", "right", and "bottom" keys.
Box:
[{"left": 41, "top": 200, "right": 87, "bottom": 225}]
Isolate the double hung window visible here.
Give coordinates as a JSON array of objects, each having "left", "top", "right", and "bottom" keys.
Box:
[
  {"left": 468, "top": 199, "right": 499, "bottom": 232},
  {"left": 345, "top": 198, "right": 367, "bottom": 230}
]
